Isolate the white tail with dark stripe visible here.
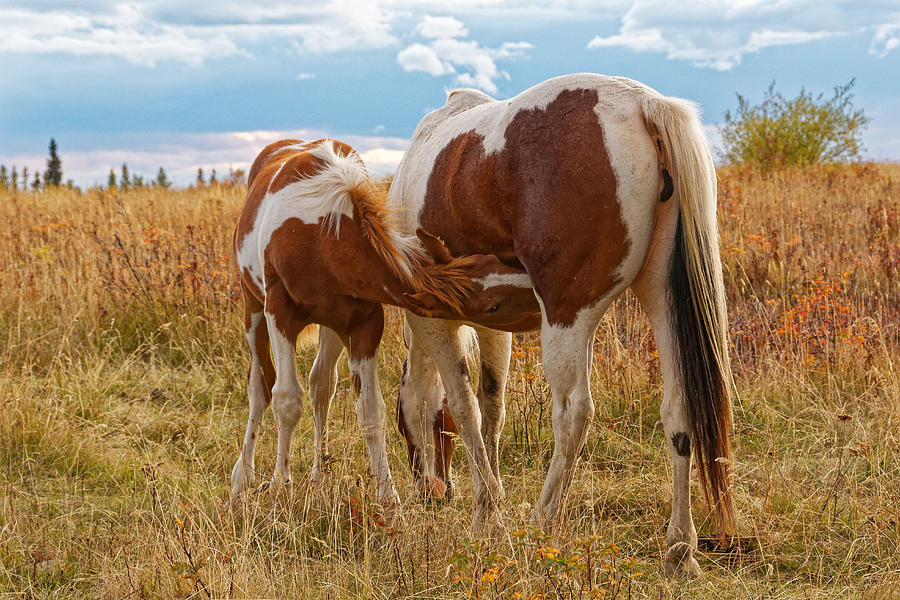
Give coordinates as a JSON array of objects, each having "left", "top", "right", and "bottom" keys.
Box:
[{"left": 641, "top": 93, "right": 735, "bottom": 537}]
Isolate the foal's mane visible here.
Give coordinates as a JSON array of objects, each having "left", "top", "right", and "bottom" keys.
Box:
[{"left": 309, "top": 141, "right": 477, "bottom": 313}]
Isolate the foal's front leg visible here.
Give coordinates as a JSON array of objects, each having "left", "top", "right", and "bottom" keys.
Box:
[
  {"left": 231, "top": 305, "right": 275, "bottom": 502},
  {"left": 263, "top": 283, "right": 308, "bottom": 495},
  {"left": 398, "top": 329, "right": 452, "bottom": 499}
]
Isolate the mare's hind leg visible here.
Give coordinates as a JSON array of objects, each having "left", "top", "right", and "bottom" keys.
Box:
[
  {"left": 345, "top": 305, "right": 401, "bottom": 511},
  {"left": 631, "top": 256, "right": 701, "bottom": 577},
  {"left": 531, "top": 298, "right": 613, "bottom": 526},
  {"left": 263, "top": 279, "right": 308, "bottom": 495},
  {"left": 472, "top": 326, "right": 512, "bottom": 489},
  {"left": 231, "top": 283, "right": 276, "bottom": 501},
  {"left": 308, "top": 327, "right": 344, "bottom": 487}
]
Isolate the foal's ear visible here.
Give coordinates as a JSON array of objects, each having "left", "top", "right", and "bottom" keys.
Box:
[
  {"left": 403, "top": 291, "right": 446, "bottom": 317},
  {"left": 416, "top": 228, "right": 453, "bottom": 264}
]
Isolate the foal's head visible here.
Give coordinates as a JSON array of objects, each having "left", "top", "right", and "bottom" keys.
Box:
[{"left": 402, "top": 229, "right": 540, "bottom": 328}]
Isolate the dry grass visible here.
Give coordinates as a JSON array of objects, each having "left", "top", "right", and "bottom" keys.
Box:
[{"left": 0, "top": 165, "right": 898, "bottom": 598}]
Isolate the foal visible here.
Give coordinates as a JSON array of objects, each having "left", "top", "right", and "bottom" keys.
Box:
[{"left": 230, "top": 138, "right": 535, "bottom": 511}]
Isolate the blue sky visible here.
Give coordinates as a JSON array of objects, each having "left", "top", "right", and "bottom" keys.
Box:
[{"left": 1, "top": 1, "right": 899, "bottom": 186}]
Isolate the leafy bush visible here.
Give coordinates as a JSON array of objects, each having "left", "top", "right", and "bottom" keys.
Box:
[{"left": 719, "top": 80, "right": 870, "bottom": 170}]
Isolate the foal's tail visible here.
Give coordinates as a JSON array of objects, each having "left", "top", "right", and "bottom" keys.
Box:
[{"left": 640, "top": 93, "right": 735, "bottom": 537}]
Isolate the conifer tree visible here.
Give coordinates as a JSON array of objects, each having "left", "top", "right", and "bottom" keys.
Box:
[
  {"left": 209, "top": 169, "right": 218, "bottom": 186},
  {"left": 196, "top": 167, "right": 205, "bottom": 187},
  {"left": 226, "top": 167, "right": 246, "bottom": 186},
  {"left": 11, "top": 167, "right": 18, "bottom": 190},
  {"left": 21, "top": 167, "right": 29, "bottom": 192},
  {"left": 155, "top": 167, "right": 171, "bottom": 188},
  {"left": 0, "top": 166, "right": 8, "bottom": 189},
  {"left": 107, "top": 169, "right": 117, "bottom": 190},
  {"left": 120, "top": 164, "right": 130, "bottom": 191},
  {"left": 32, "top": 171, "right": 41, "bottom": 192},
  {"left": 45, "top": 138, "right": 63, "bottom": 186}
]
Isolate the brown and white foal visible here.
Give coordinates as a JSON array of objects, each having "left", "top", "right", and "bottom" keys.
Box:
[{"left": 230, "top": 138, "right": 536, "bottom": 512}]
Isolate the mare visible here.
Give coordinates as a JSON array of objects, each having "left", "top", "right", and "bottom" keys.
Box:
[{"left": 386, "top": 74, "right": 734, "bottom": 576}]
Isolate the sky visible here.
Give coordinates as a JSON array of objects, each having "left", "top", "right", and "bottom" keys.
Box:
[{"left": 1, "top": 0, "right": 899, "bottom": 187}]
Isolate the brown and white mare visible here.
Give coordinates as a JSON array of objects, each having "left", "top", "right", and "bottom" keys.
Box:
[
  {"left": 231, "top": 138, "right": 538, "bottom": 511},
  {"left": 386, "top": 74, "right": 734, "bottom": 575}
]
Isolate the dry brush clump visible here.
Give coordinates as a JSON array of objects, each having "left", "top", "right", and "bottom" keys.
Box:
[{"left": 0, "top": 165, "right": 898, "bottom": 598}]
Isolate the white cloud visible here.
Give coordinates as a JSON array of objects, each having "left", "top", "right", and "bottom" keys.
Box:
[
  {"left": 296, "top": 72, "right": 317, "bottom": 80},
  {"left": 870, "top": 21, "right": 900, "bottom": 57},
  {"left": 0, "top": 2, "right": 399, "bottom": 66},
  {"left": 396, "top": 14, "right": 532, "bottom": 94},
  {"left": 359, "top": 147, "right": 406, "bottom": 173},
  {"left": 8, "top": 0, "right": 897, "bottom": 72},
  {"left": 398, "top": 43, "right": 456, "bottom": 76},
  {"left": 586, "top": 0, "right": 890, "bottom": 71},
  {"left": 416, "top": 15, "right": 468, "bottom": 39},
  {"left": 0, "top": 6, "right": 244, "bottom": 67}
]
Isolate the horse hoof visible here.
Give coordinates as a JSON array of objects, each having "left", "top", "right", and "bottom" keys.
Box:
[
  {"left": 230, "top": 461, "right": 255, "bottom": 502},
  {"left": 381, "top": 496, "right": 405, "bottom": 528},
  {"left": 417, "top": 476, "right": 448, "bottom": 502},
  {"left": 663, "top": 543, "right": 702, "bottom": 578},
  {"left": 472, "top": 503, "right": 501, "bottom": 533}
]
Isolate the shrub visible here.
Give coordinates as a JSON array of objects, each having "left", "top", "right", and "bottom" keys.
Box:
[{"left": 719, "top": 80, "right": 870, "bottom": 170}]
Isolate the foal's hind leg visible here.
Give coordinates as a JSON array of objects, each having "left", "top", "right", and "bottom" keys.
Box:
[
  {"left": 346, "top": 305, "right": 401, "bottom": 512},
  {"left": 263, "top": 280, "right": 308, "bottom": 495},
  {"left": 231, "top": 285, "right": 276, "bottom": 502},
  {"left": 308, "top": 327, "right": 344, "bottom": 488}
]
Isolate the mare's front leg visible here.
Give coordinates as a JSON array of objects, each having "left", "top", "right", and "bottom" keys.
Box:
[
  {"left": 345, "top": 305, "right": 401, "bottom": 512},
  {"left": 472, "top": 326, "right": 512, "bottom": 489},
  {"left": 405, "top": 313, "right": 502, "bottom": 529},
  {"left": 308, "top": 326, "right": 344, "bottom": 488},
  {"left": 397, "top": 327, "right": 452, "bottom": 499}
]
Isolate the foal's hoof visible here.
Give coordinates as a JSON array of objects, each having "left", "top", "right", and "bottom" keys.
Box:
[
  {"left": 266, "top": 478, "right": 294, "bottom": 504},
  {"left": 663, "top": 543, "right": 702, "bottom": 578},
  {"left": 380, "top": 497, "right": 405, "bottom": 529},
  {"left": 230, "top": 462, "right": 254, "bottom": 504}
]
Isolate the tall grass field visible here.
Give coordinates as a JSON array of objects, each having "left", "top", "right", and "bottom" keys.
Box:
[{"left": 1, "top": 164, "right": 898, "bottom": 598}]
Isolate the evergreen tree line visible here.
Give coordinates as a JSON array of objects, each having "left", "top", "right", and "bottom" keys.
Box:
[{"left": 1, "top": 138, "right": 247, "bottom": 192}]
